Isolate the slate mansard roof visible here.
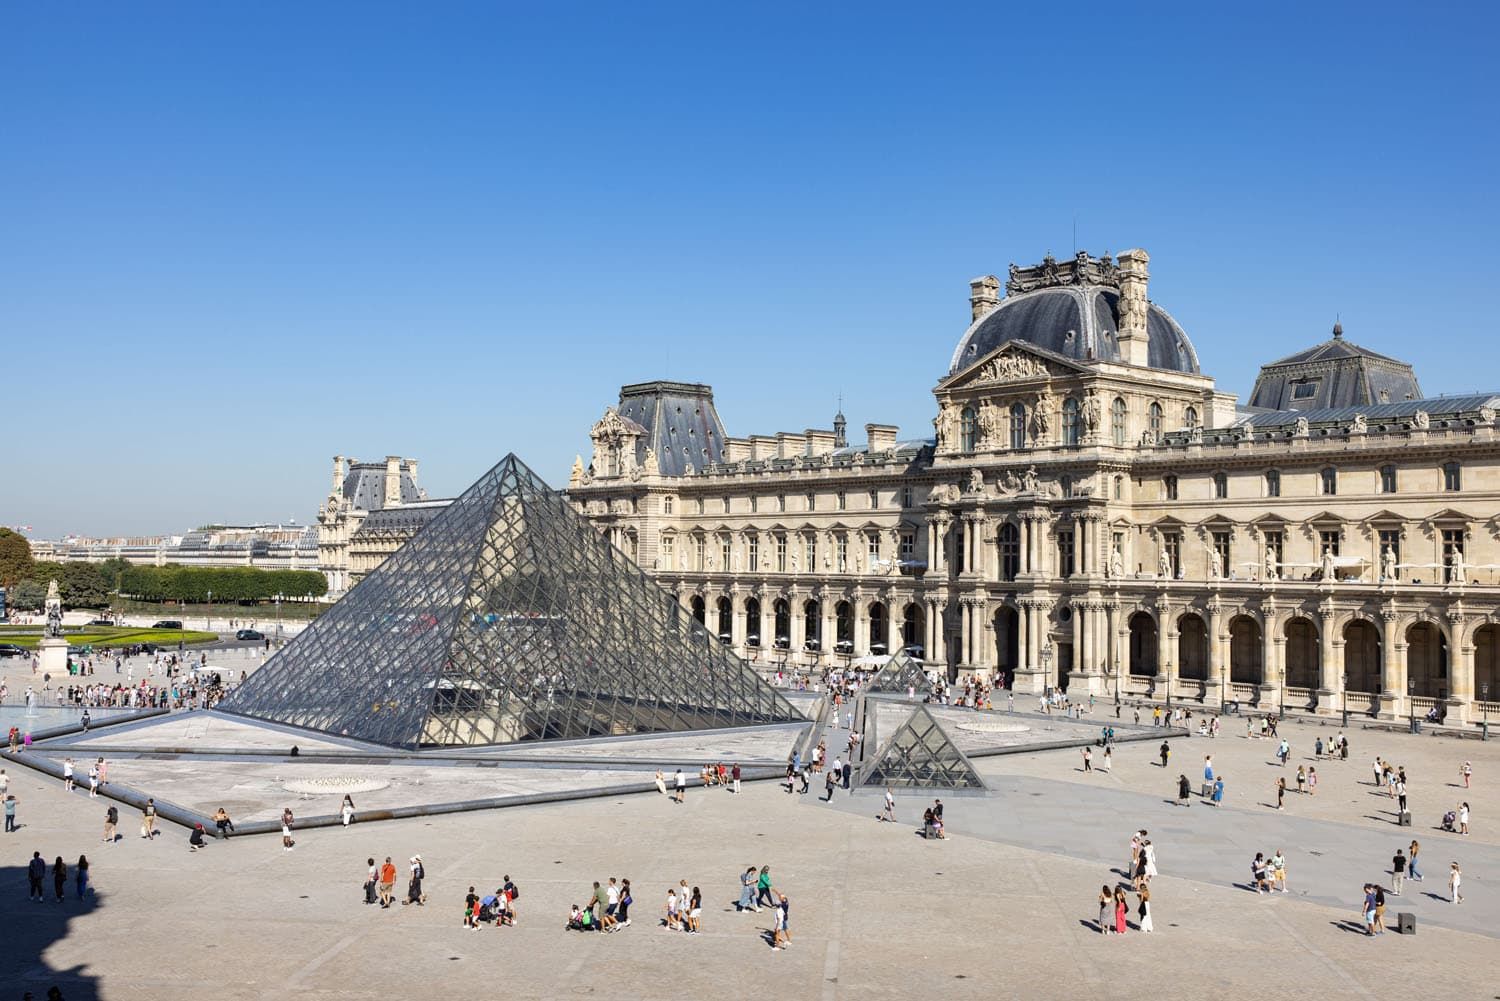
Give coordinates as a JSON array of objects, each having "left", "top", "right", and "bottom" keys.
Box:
[
  {"left": 616, "top": 381, "right": 727, "bottom": 477},
  {"left": 1247, "top": 324, "right": 1422, "bottom": 411}
]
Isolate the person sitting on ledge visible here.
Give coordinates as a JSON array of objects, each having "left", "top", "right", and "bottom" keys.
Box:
[
  {"left": 189, "top": 823, "right": 206, "bottom": 851},
  {"left": 566, "top": 904, "right": 586, "bottom": 930},
  {"left": 212, "top": 807, "right": 234, "bottom": 836}
]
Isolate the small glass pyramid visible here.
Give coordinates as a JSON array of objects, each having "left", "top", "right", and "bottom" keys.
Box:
[
  {"left": 220, "top": 454, "right": 803, "bottom": 748},
  {"left": 864, "top": 652, "right": 932, "bottom": 697},
  {"left": 861, "top": 704, "right": 985, "bottom": 789}
]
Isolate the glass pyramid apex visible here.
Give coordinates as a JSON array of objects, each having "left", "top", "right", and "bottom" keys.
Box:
[
  {"left": 861, "top": 704, "right": 986, "bottom": 790},
  {"left": 864, "top": 652, "right": 933, "bottom": 697},
  {"left": 220, "top": 453, "right": 804, "bottom": 748}
]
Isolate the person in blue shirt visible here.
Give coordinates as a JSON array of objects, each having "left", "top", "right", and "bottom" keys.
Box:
[{"left": 1211, "top": 776, "right": 1225, "bottom": 806}]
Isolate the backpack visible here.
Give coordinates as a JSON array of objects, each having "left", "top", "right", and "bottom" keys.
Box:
[{"left": 508, "top": 884, "right": 519, "bottom": 900}]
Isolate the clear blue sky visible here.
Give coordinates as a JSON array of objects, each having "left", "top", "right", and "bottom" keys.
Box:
[{"left": 3, "top": 3, "right": 1495, "bottom": 540}]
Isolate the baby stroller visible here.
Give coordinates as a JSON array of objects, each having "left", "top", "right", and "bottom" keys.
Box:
[{"left": 1441, "top": 810, "right": 1457, "bottom": 832}]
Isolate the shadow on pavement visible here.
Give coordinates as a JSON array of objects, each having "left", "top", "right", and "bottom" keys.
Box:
[{"left": 0, "top": 861, "right": 102, "bottom": 1000}]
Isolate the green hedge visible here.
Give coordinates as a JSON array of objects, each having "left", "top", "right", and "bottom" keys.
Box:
[
  {"left": 0, "top": 627, "right": 218, "bottom": 650},
  {"left": 118, "top": 566, "right": 328, "bottom": 603}
]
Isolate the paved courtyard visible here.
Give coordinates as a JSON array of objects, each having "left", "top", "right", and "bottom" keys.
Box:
[{"left": 3, "top": 704, "right": 1499, "bottom": 1000}]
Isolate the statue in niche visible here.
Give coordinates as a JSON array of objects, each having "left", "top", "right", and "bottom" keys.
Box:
[
  {"left": 933, "top": 403, "right": 958, "bottom": 451},
  {"left": 1021, "top": 466, "right": 1039, "bottom": 494},
  {"left": 1158, "top": 547, "right": 1172, "bottom": 579},
  {"left": 977, "top": 400, "right": 1000, "bottom": 444},
  {"left": 1208, "top": 546, "right": 1223, "bottom": 580},
  {"left": 1031, "top": 394, "right": 1054, "bottom": 443},
  {"left": 1109, "top": 548, "right": 1123, "bottom": 580},
  {"left": 1264, "top": 546, "right": 1279, "bottom": 582},
  {"left": 1000, "top": 469, "right": 1021, "bottom": 494},
  {"left": 1082, "top": 391, "right": 1102, "bottom": 438},
  {"left": 1381, "top": 544, "right": 1397, "bottom": 582},
  {"left": 966, "top": 468, "right": 984, "bottom": 494},
  {"left": 1448, "top": 550, "right": 1467, "bottom": 585},
  {"left": 1321, "top": 548, "right": 1336, "bottom": 582},
  {"left": 642, "top": 447, "right": 660, "bottom": 476},
  {"left": 732, "top": 548, "right": 741, "bottom": 573},
  {"left": 789, "top": 550, "right": 799, "bottom": 573}
]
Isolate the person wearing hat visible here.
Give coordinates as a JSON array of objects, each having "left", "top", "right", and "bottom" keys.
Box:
[
  {"left": 405, "top": 855, "right": 426, "bottom": 905},
  {"left": 189, "top": 823, "right": 206, "bottom": 851}
]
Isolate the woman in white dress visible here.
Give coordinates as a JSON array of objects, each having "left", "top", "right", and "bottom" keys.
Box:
[
  {"left": 1137, "top": 887, "right": 1154, "bottom": 932},
  {"left": 340, "top": 795, "right": 355, "bottom": 827}
]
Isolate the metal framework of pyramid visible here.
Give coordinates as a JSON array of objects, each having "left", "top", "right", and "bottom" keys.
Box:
[
  {"left": 864, "top": 652, "right": 933, "bottom": 697},
  {"left": 861, "top": 704, "right": 985, "bottom": 790},
  {"left": 220, "top": 454, "right": 803, "bottom": 749}
]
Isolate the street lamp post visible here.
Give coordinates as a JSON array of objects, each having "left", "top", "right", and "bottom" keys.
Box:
[
  {"left": 1341, "top": 672, "right": 1349, "bottom": 728},
  {"left": 206, "top": 589, "right": 212, "bottom": 632},
  {"left": 275, "top": 592, "right": 283, "bottom": 640},
  {"left": 1042, "top": 643, "right": 1053, "bottom": 701},
  {"left": 1408, "top": 677, "right": 1416, "bottom": 733}
]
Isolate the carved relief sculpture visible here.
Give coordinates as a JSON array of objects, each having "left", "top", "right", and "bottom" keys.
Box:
[
  {"left": 1082, "top": 391, "right": 1102, "bottom": 439},
  {"left": 933, "top": 403, "right": 958, "bottom": 452},
  {"left": 1030, "top": 394, "right": 1054, "bottom": 444},
  {"left": 977, "top": 400, "right": 1000, "bottom": 445},
  {"left": 966, "top": 468, "right": 985, "bottom": 494},
  {"left": 1414, "top": 410, "right": 1430, "bottom": 430},
  {"left": 977, "top": 351, "right": 1046, "bottom": 383}
]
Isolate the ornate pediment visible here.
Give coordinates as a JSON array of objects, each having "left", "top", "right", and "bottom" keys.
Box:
[
  {"left": 590, "top": 407, "right": 645, "bottom": 444},
  {"left": 942, "top": 341, "right": 1085, "bottom": 391},
  {"left": 1006, "top": 251, "right": 1121, "bottom": 296}
]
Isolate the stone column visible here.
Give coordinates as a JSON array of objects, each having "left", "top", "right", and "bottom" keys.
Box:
[
  {"left": 1155, "top": 600, "right": 1172, "bottom": 695},
  {"left": 789, "top": 592, "right": 805, "bottom": 654},
  {"left": 933, "top": 601, "right": 948, "bottom": 667},
  {"left": 889, "top": 600, "right": 904, "bottom": 655},
  {"left": 1206, "top": 601, "right": 1223, "bottom": 691},
  {"left": 1317, "top": 603, "right": 1340, "bottom": 715},
  {"left": 1379, "top": 603, "right": 1401, "bottom": 718},
  {"left": 731, "top": 591, "right": 746, "bottom": 650},
  {"left": 856, "top": 601, "right": 869, "bottom": 655},
  {"left": 1449, "top": 609, "right": 1472, "bottom": 723}
]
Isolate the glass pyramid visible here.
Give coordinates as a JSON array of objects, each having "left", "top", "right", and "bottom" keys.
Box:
[
  {"left": 864, "top": 652, "right": 933, "bottom": 697},
  {"left": 861, "top": 705, "right": 985, "bottom": 790},
  {"left": 220, "top": 454, "right": 804, "bottom": 749}
]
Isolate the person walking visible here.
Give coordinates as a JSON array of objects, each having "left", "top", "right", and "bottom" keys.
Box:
[
  {"left": 882, "top": 787, "right": 896, "bottom": 823},
  {"left": 1082, "top": 747, "right": 1093, "bottom": 773},
  {"left": 1137, "top": 886, "right": 1153, "bottom": 932},
  {"left": 1204, "top": 755, "right": 1214, "bottom": 782},
  {"left": 87, "top": 763, "right": 99, "bottom": 798},
  {"left": 1097, "top": 885, "right": 1113, "bottom": 934},
  {"left": 1113, "top": 886, "right": 1128, "bottom": 934},
  {"left": 74, "top": 855, "right": 89, "bottom": 901},
  {"left": 1212, "top": 776, "right": 1225, "bottom": 807},
  {"left": 364, "top": 858, "right": 379, "bottom": 905},
  {"left": 1372, "top": 883, "right": 1387, "bottom": 934},
  {"left": 340, "top": 795, "right": 355, "bottom": 828},
  {"left": 1307, "top": 766, "right": 1318, "bottom": 796},
  {"left": 1102, "top": 745, "right": 1113, "bottom": 771},
  {"left": 281, "top": 808, "right": 295, "bottom": 852},
  {"left": 1295, "top": 765, "right": 1307, "bottom": 794},
  {"left": 1449, "top": 861, "right": 1463, "bottom": 904},
  {"left": 141, "top": 799, "right": 157, "bottom": 839},
  {"left": 687, "top": 886, "right": 702, "bottom": 934},
  {"left": 404, "top": 855, "right": 426, "bottom": 906},
  {"left": 615, "top": 877, "right": 630, "bottom": 928},
  {"left": 1458, "top": 802, "right": 1470, "bottom": 835},
  {"left": 770, "top": 892, "right": 787, "bottom": 949},
  {"left": 1270, "top": 850, "right": 1287, "bottom": 893},
  {"left": 52, "top": 856, "right": 67, "bottom": 903},
  {"left": 674, "top": 769, "right": 686, "bottom": 804},
  {"left": 4, "top": 793, "right": 16, "bottom": 833},
  {"left": 28, "top": 851, "right": 46, "bottom": 900},
  {"left": 824, "top": 767, "right": 837, "bottom": 802},
  {"left": 1391, "top": 848, "right": 1406, "bottom": 895},
  {"left": 738, "top": 866, "right": 757, "bottom": 912},
  {"left": 1409, "top": 840, "right": 1424, "bottom": 882},
  {"left": 1277, "top": 738, "right": 1289, "bottom": 767},
  {"left": 1177, "top": 774, "right": 1191, "bottom": 807},
  {"left": 1460, "top": 761, "right": 1472, "bottom": 788},
  {"left": 756, "top": 865, "right": 774, "bottom": 909},
  {"left": 1360, "top": 884, "right": 1377, "bottom": 934},
  {"left": 1275, "top": 776, "right": 1287, "bottom": 811},
  {"left": 102, "top": 804, "right": 117, "bottom": 844},
  {"left": 62, "top": 758, "right": 75, "bottom": 793},
  {"left": 731, "top": 762, "right": 742, "bottom": 795},
  {"left": 1252, "top": 853, "right": 1270, "bottom": 893},
  {"left": 378, "top": 857, "right": 397, "bottom": 908},
  {"left": 1159, "top": 741, "right": 1170, "bottom": 768}
]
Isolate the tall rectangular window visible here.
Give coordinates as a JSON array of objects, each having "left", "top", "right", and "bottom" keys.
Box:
[
  {"left": 868, "top": 489, "right": 879, "bottom": 509},
  {"left": 696, "top": 497, "right": 705, "bottom": 515},
  {"left": 1265, "top": 470, "right": 1281, "bottom": 498},
  {"left": 777, "top": 494, "right": 786, "bottom": 512},
  {"left": 1057, "top": 529, "right": 1075, "bottom": 578},
  {"left": 1443, "top": 529, "right": 1465, "bottom": 582},
  {"left": 1320, "top": 467, "right": 1337, "bottom": 496},
  {"left": 806, "top": 492, "right": 816, "bottom": 512},
  {"left": 1378, "top": 529, "right": 1400, "bottom": 578},
  {"left": 837, "top": 491, "right": 846, "bottom": 511},
  {"left": 722, "top": 497, "right": 731, "bottom": 513},
  {"left": 1163, "top": 533, "right": 1181, "bottom": 578},
  {"left": 835, "top": 534, "right": 848, "bottom": 573},
  {"left": 805, "top": 533, "right": 818, "bottom": 572},
  {"left": 1379, "top": 465, "right": 1397, "bottom": 494},
  {"left": 661, "top": 534, "right": 674, "bottom": 562},
  {"left": 749, "top": 495, "right": 758, "bottom": 513},
  {"left": 1265, "top": 531, "right": 1283, "bottom": 571},
  {"left": 1212, "top": 531, "right": 1231, "bottom": 577},
  {"left": 694, "top": 534, "right": 706, "bottom": 571},
  {"left": 721, "top": 535, "right": 732, "bottom": 571},
  {"left": 1164, "top": 475, "right": 1178, "bottom": 500},
  {"left": 899, "top": 531, "right": 915, "bottom": 561},
  {"left": 901, "top": 486, "right": 913, "bottom": 508},
  {"left": 747, "top": 533, "right": 759, "bottom": 569},
  {"left": 866, "top": 531, "right": 880, "bottom": 566},
  {"left": 1318, "top": 530, "right": 1340, "bottom": 558},
  {"left": 664, "top": 496, "right": 674, "bottom": 514},
  {"left": 1443, "top": 462, "right": 1462, "bottom": 492},
  {"left": 775, "top": 533, "right": 787, "bottom": 573}
]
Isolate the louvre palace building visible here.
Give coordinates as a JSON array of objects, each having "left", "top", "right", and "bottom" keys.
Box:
[{"left": 327, "top": 249, "right": 1500, "bottom": 727}]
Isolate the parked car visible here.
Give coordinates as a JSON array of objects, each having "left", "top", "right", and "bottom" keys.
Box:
[
  {"left": 88, "top": 618, "right": 115, "bottom": 627},
  {"left": 0, "top": 643, "right": 26, "bottom": 658},
  {"left": 235, "top": 628, "right": 265, "bottom": 641},
  {"left": 152, "top": 620, "right": 184, "bottom": 630}
]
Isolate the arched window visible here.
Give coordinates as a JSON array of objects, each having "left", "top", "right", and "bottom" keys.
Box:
[
  {"left": 960, "top": 406, "right": 977, "bottom": 453},
  {"left": 1213, "top": 471, "right": 1228, "bottom": 499},
  {"left": 1009, "top": 403, "right": 1027, "bottom": 449},
  {"left": 1111, "top": 397, "right": 1127, "bottom": 446},
  {"left": 1184, "top": 406, "right": 1199, "bottom": 430},
  {"left": 1148, "top": 402, "right": 1163, "bottom": 441},
  {"left": 1264, "top": 470, "right": 1281, "bottom": 498},
  {"left": 1062, "top": 397, "right": 1080, "bottom": 446}
]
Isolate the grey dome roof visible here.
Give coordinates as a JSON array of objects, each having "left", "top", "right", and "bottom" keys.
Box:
[{"left": 948, "top": 285, "right": 1200, "bottom": 376}]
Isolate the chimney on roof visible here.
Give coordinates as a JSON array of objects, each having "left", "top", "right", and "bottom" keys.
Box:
[
  {"left": 405, "top": 458, "right": 420, "bottom": 487},
  {"left": 331, "top": 455, "right": 346, "bottom": 495},
  {"left": 1115, "top": 249, "right": 1150, "bottom": 367},
  {"left": 385, "top": 456, "right": 402, "bottom": 507},
  {"left": 969, "top": 275, "right": 1000, "bottom": 322}
]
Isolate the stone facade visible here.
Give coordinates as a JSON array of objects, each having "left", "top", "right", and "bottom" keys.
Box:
[
  {"left": 564, "top": 249, "right": 1500, "bottom": 728},
  {"left": 316, "top": 455, "right": 431, "bottom": 595}
]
